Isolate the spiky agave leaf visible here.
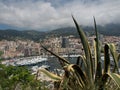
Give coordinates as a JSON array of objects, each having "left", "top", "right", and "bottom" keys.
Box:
[
  {"left": 61, "top": 65, "right": 83, "bottom": 90},
  {"left": 72, "top": 16, "right": 94, "bottom": 85},
  {"left": 101, "top": 44, "right": 120, "bottom": 90},
  {"left": 67, "top": 64, "right": 84, "bottom": 89},
  {"left": 72, "top": 65, "right": 88, "bottom": 85},
  {"left": 76, "top": 56, "right": 81, "bottom": 65},
  {"left": 104, "top": 44, "right": 110, "bottom": 74},
  {"left": 102, "top": 72, "right": 120, "bottom": 89},
  {"left": 108, "top": 44, "right": 119, "bottom": 73},
  {"left": 107, "top": 72, "right": 120, "bottom": 88},
  {"left": 63, "top": 64, "right": 89, "bottom": 90},
  {"left": 93, "top": 39, "right": 97, "bottom": 78},
  {"left": 76, "top": 55, "right": 87, "bottom": 69},
  {"left": 41, "top": 16, "right": 120, "bottom": 90},
  {"left": 118, "top": 54, "right": 120, "bottom": 61},
  {"left": 102, "top": 44, "right": 120, "bottom": 90},
  {"left": 99, "top": 44, "right": 111, "bottom": 90},
  {"left": 38, "top": 69, "right": 62, "bottom": 81},
  {"left": 41, "top": 45, "right": 70, "bottom": 66},
  {"left": 93, "top": 17, "right": 102, "bottom": 81}
]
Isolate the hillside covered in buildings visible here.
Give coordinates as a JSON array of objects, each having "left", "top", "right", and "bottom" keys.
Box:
[{"left": 0, "top": 35, "right": 120, "bottom": 59}]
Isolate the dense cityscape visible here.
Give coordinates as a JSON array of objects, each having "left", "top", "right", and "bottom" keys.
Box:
[
  {"left": 0, "top": 35, "right": 120, "bottom": 59},
  {"left": 0, "top": 0, "right": 120, "bottom": 90}
]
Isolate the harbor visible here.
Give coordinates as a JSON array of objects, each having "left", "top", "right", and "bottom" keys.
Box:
[{"left": 1, "top": 54, "right": 120, "bottom": 89}]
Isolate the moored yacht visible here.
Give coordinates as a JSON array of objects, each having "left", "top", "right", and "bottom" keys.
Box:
[{"left": 15, "top": 56, "right": 48, "bottom": 66}]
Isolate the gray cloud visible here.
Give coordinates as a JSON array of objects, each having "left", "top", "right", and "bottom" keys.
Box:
[{"left": 0, "top": 0, "right": 120, "bottom": 31}]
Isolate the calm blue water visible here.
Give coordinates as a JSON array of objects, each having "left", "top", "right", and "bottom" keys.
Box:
[{"left": 47, "top": 57, "right": 81, "bottom": 71}]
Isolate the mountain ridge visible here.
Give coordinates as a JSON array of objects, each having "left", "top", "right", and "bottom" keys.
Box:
[{"left": 0, "top": 23, "right": 120, "bottom": 41}]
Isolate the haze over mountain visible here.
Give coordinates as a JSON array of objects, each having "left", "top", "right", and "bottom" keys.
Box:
[
  {"left": 0, "top": 0, "right": 120, "bottom": 31},
  {"left": 0, "top": 23, "right": 120, "bottom": 42}
]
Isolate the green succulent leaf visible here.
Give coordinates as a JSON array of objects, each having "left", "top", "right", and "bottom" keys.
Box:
[
  {"left": 65, "top": 64, "right": 88, "bottom": 89},
  {"left": 104, "top": 44, "right": 110, "bottom": 74},
  {"left": 39, "top": 69, "right": 62, "bottom": 81},
  {"left": 100, "top": 44, "right": 111, "bottom": 89},
  {"left": 72, "top": 16, "right": 93, "bottom": 84},
  {"left": 72, "top": 65, "right": 88, "bottom": 85},
  {"left": 94, "top": 17, "right": 102, "bottom": 81},
  {"left": 76, "top": 55, "right": 87, "bottom": 69},
  {"left": 76, "top": 56, "right": 80, "bottom": 65},
  {"left": 93, "top": 39, "right": 97, "bottom": 76},
  {"left": 107, "top": 72, "right": 120, "bottom": 88},
  {"left": 41, "top": 16, "right": 120, "bottom": 90},
  {"left": 108, "top": 44, "right": 119, "bottom": 73},
  {"left": 41, "top": 45, "right": 70, "bottom": 66}
]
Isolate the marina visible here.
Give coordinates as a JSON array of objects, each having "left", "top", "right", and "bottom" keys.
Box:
[
  {"left": 1, "top": 56, "right": 50, "bottom": 73},
  {"left": 1, "top": 55, "right": 120, "bottom": 72}
]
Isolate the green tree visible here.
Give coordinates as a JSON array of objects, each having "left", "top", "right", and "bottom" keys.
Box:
[{"left": 0, "top": 64, "right": 44, "bottom": 90}]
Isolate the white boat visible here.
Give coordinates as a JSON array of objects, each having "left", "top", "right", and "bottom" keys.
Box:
[
  {"left": 39, "top": 65, "right": 50, "bottom": 70},
  {"left": 31, "top": 65, "right": 50, "bottom": 72},
  {"left": 15, "top": 56, "right": 48, "bottom": 66}
]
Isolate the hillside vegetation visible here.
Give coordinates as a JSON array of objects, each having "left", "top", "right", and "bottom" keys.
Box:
[{"left": 0, "top": 23, "right": 120, "bottom": 41}]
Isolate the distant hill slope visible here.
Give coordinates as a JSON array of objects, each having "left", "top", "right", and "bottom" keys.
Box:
[
  {"left": 0, "top": 23, "right": 120, "bottom": 41},
  {"left": 49, "top": 23, "right": 120, "bottom": 37},
  {"left": 97, "top": 24, "right": 120, "bottom": 36},
  {"left": 0, "top": 30, "right": 46, "bottom": 41}
]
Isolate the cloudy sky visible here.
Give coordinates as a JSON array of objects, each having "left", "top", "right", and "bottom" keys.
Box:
[{"left": 0, "top": 0, "right": 120, "bottom": 31}]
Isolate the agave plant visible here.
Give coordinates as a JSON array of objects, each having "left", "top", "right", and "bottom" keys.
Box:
[{"left": 38, "top": 16, "right": 120, "bottom": 90}]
